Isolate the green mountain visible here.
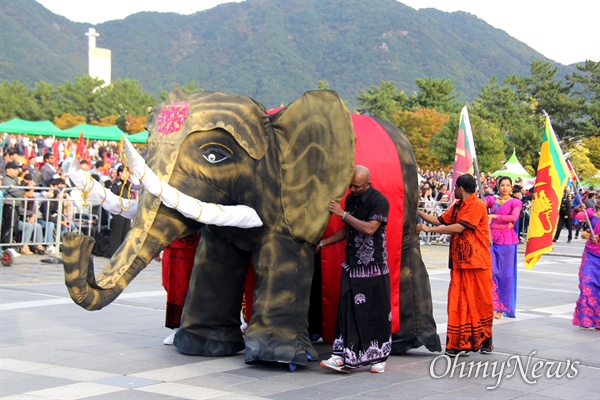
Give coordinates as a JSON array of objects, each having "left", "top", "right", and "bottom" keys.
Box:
[{"left": 1, "top": 0, "right": 577, "bottom": 109}]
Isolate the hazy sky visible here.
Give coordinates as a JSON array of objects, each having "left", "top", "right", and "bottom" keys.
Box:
[{"left": 34, "top": 0, "right": 600, "bottom": 65}]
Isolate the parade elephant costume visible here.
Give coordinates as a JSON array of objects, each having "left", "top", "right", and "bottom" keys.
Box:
[
  {"left": 63, "top": 89, "right": 355, "bottom": 366},
  {"left": 63, "top": 88, "right": 439, "bottom": 368}
]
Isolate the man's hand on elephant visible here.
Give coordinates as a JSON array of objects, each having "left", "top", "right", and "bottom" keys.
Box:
[
  {"left": 416, "top": 223, "right": 428, "bottom": 234},
  {"left": 329, "top": 200, "right": 344, "bottom": 217},
  {"left": 315, "top": 240, "right": 324, "bottom": 254}
]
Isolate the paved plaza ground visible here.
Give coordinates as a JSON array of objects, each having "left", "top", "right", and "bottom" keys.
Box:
[{"left": 1, "top": 230, "right": 599, "bottom": 399}]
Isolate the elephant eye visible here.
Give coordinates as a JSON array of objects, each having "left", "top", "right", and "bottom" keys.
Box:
[{"left": 199, "top": 143, "right": 233, "bottom": 164}]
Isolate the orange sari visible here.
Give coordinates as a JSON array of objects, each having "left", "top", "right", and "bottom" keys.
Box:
[{"left": 439, "top": 194, "right": 493, "bottom": 351}]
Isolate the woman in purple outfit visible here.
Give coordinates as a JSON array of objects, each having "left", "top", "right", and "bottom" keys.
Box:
[
  {"left": 485, "top": 176, "right": 522, "bottom": 319},
  {"left": 573, "top": 203, "right": 600, "bottom": 331}
]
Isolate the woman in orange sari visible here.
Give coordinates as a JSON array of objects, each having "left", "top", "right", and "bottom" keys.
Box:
[{"left": 418, "top": 174, "right": 494, "bottom": 356}]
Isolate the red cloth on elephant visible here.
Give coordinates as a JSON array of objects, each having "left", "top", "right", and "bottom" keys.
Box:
[
  {"left": 162, "top": 234, "right": 200, "bottom": 329},
  {"left": 321, "top": 114, "right": 404, "bottom": 342}
]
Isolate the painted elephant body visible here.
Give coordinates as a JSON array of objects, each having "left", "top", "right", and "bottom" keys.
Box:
[{"left": 63, "top": 89, "right": 355, "bottom": 366}]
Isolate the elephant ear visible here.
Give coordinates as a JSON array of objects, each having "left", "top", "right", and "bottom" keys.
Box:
[{"left": 270, "top": 90, "right": 355, "bottom": 244}]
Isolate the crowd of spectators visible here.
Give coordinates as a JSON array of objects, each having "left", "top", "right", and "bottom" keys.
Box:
[
  {"left": 0, "top": 134, "right": 141, "bottom": 256},
  {"left": 0, "top": 134, "right": 131, "bottom": 187},
  {"left": 418, "top": 168, "right": 536, "bottom": 244},
  {"left": 418, "top": 167, "right": 598, "bottom": 246},
  {"left": 569, "top": 189, "right": 598, "bottom": 241}
]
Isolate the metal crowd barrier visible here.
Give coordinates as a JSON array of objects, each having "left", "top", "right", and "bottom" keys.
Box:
[
  {"left": 418, "top": 202, "right": 450, "bottom": 245},
  {"left": 418, "top": 200, "right": 530, "bottom": 245},
  {"left": 0, "top": 185, "right": 109, "bottom": 256}
]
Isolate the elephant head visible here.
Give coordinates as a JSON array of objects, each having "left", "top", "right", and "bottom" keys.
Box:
[{"left": 63, "top": 89, "right": 355, "bottom": 365}]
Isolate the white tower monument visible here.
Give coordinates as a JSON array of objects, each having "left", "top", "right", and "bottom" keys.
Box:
[{"left": 86, "top": 28, "right": 111, "bottom": 86}]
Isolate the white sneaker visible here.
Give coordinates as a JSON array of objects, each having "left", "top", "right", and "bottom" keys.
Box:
[
  {"left": 320, "top": 355, "right": 349, "bottom": 373},
  {"left": 163, "top": 328, "right": 178, "bottom": 345},
  {"left": 370, "top": 362, "right": 386, "bottom": 373},
  {"left": 46, "top": 245, "right": 56, "bottom": 254}
]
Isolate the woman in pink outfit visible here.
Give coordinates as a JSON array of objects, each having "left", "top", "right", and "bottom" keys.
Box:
[
  {"left": 485, "top": 176, "right": 522, "bottom": 318},
  {"left": 573, "top": 203, "right": 600, "bottom": 331}
]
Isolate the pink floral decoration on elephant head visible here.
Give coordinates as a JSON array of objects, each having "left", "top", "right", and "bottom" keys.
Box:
[{"left": 157, "top": 102, "right": 190, "bottom": 135}]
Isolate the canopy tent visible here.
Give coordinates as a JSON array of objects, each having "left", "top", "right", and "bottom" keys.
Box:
[
  {"left": 127, "top": 130, "right": 148, "bottom": 144},
  {"left": 492, "top": 151, "right": 534, "bottom": 180},
  {"left": 0, "top": 118, "right": 62, "bottom": 136},
  {"left": 60, "top": 124, "right": 126, "bottom": 141}
]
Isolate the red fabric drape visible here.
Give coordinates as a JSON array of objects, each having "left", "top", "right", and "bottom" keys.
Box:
[
  {"left": 244, "top": 111, "right": 405, "bottom": 344},
  {"left": 320, "top": 114, "right": 404, "bottom": 343}
]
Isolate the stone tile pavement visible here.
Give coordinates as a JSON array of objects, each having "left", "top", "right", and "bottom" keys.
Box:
[{"left": 1, "top": 231, "right": 598, "bottom": 399}]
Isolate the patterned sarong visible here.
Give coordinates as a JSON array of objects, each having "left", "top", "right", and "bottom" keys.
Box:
[{"left": 446, "top": 268, "right": 494, "bottom": 351}]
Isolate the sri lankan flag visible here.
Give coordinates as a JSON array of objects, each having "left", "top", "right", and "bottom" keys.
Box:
[
  {"left": 524, "top": 115, "right": 569, "bottom": 269},
  {"left": 452, "top": 105, "right": 476, "bottom": 192}
]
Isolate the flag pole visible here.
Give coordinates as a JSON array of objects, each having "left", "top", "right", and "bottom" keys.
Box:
[
  {"left": 462, "top": 104, "right": 484, "bottom": 199},
  {"left": 566, "top": 159, "right": 593, "bottom": 231}
]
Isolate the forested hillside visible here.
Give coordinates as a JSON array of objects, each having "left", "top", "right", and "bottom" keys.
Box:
[{"left": 0, "top": 0, "right": 576, "bottom": 109}]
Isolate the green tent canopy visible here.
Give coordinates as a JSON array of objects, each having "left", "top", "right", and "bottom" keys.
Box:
[
  {"left": 127, "top": 130, "right": 148, "bottom": 144},
  {"left": 0, "top": 118, "right": 62, "bottom": 136},
  {"left": 60, "top": 124, "right": 126, "bottom": 141},
  {"left": 0, "top": 118, "right": 148, "bottom": 143},
  {"left": 492, "top": 151, "right": 534, "bottom": 180}
]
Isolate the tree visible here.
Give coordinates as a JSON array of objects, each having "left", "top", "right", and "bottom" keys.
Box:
[
  {"left": 357, "top": 81, "right": 410, "bottom": 121},
  {"left": 93, "top": 79, "right": 155, "bottom": 131},
  {"left": 160, "top": 81, "right": 206, "bottom": 100},
  {"left": 53, "top": 113, "right": 85, "bottom": 129},
  {"left": 429, "top": 112, "right": 505, "bottom": 173},
  {"left": 357, "top": 78, "right": 462, "bottom": 122},
  {"left": 55, "top": 75, "right": 105, "bottom": 123},
  {"left": 0, "top": 80, "right": 43, "bottom": 121},
  {"left": 125, "top": 114, "right": 148, "bottom": 134},
  {"left": 505, "top": 60, "right": 578, "bottom": 139},
  {"left": 582, "top": 136, "right": 600, "bottom": 169},
  {"left": 410, "top": 78, "right": 461, "bottom": 114},
  {"left": 472, "top": 76, "right": 541, "bottom": 172},
  {"left": 95, "top": 79, "right": 156, "bottom": 118},
  {"left": 316, "top": 80, "right": 329, "bottom": 90},
  {"left": 567, "top": 60, "right": 600, "bottom": 138},
  {"left": 501, "top": 126, "right": 541, "bottom": 176},
  {"left": 568, "top": 143, "right": 600, "bottom": 187},
  {"left": 392, "top": 108, "right": 449, "bottom": 169},
  {"left": 31, "top": 81, "right": 59, "bottom": 120},
  {"left": 94, "top": 115, "right": 118, "bottom": 126}
]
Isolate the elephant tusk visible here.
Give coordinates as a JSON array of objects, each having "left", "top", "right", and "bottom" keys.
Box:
[
  {"left": 122, "top": 137, "right": 263, "bottom": 228},
  {"left": 66, "top": 158, "right": 138, "bottom": 219}
]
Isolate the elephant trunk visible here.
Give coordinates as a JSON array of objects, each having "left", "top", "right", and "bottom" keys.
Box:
[
  {"left": 63, "top": 233, "right": 162, "bottom": 310},
  {"left": 63, "top": 196, "right": 189, "bottom": 310}
]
